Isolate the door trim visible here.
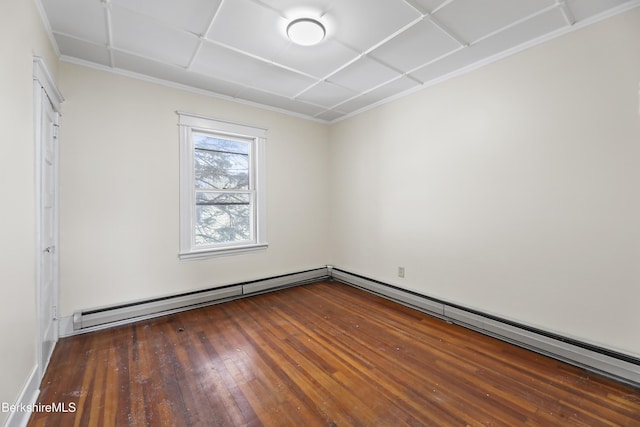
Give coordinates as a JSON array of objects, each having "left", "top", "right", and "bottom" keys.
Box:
[
  {"left": 33, "top": 57, "right": 63, "bottom": 381},
  {"left": 33, "top": 57, "right": 63, "bottom": 111}
]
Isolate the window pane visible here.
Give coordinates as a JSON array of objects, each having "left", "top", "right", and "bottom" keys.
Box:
[
  {"left": 193, "top": 132, "right": 250, "bottom": 191},
  {"left": 195, "top": 192, "right": 251, "bottom": 245},
  {"left": 194, "top": 133, "right": 249, "bottom": 155},
  {"left": 195, "top": 149, "right": 249, "bottom": 190}
]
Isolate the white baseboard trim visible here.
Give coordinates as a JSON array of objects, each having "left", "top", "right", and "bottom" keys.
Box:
[
  {"left": 330, "top": 267, "right": 640, "bottom": 388},
  {"left": 57, "top": 316, "right": 74, "bottom": 338},
  {"left": 3, "top": 366, "right": 40, "bottom": 427},
  {"left": 61, "top": 267, "right": 330, "bottom": 337}
]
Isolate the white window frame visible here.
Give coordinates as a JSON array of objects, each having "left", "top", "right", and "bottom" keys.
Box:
[{"left": 178, "top": 112, "right": 267, "bottom": 260}]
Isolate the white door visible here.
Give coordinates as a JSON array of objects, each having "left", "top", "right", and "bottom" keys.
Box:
[{"left": 37, "top": 89, "right": 60, "bottom": 377}]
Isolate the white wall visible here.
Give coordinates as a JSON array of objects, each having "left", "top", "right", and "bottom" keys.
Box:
[
  {"left": 0, "top": 0, "right": 58, "bottom": 425},
  {"left": 329, "top": 8, "right": 640, "bottom": 358},
  {"left": 57, "top": 63, "right": 330, "bottom": 317}
]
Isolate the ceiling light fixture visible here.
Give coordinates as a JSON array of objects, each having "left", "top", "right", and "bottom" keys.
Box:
[{"left": 287, "top": 18, "right": 326, "bottom": 46}]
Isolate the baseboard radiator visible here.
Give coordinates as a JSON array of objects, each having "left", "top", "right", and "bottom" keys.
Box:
[
  {"left": 72, "top": 267, "right": 329, "bottom": 333},
  {"left": 330, "top": 267, "right": 640, "bottom": 388},
  {"left": 69, "top": 265, "right": 639, "bottom": 387}
]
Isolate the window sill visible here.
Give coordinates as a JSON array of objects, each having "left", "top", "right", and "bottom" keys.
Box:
[{"left": 179, "top": 243, "right": 268, "bottom": 261}]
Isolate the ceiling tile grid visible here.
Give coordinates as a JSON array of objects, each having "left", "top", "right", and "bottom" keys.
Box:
[
  {"left": 110, "top": 6, "right": 201, "bottom": 67},
  {"left": 431, "top": 0, "right": 558, "bottom": 44},
  {"left": 41, "top": 0, "right": 109, "bottom": 45},
  {"left": 368, "top": 18, "right": 464, "bottom": 73},
  {"left": 409, "top": 7, "right": 569, "bottom": 84},
  {"left": 328, "top": 56, "right": 403, "bottom": 93},
  {"left": 39, "top": 0, "right": 640, "bottom": 122},
  {"left": 111, "top": 0, "right": 221, "bottom": 35}
]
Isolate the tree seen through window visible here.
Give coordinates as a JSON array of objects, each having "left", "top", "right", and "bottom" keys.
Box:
[{"left": 193, "top": 133, "right": 251, "bottom": 245}]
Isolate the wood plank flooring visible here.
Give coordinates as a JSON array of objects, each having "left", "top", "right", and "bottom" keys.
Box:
[{"left": 29, "top": 281, "right": 640, "bottom": 426}]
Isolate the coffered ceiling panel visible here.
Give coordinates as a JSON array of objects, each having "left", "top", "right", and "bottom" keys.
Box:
[
  {"left": 432, "top": 0, "right": 557, "bottom": 43},
  {"left": 111, "top": 7, "right": 200, "bottom": 67},
  {"left": 265, "top": 0, "right": 334, "bottom": 10},
  {"left": 337, "top": 76, "right": 420, "bottom": 113},
  {"left": 111, "top": 0, "right": 221, "bottom": 35},
  {"left": 273, "top": 40, "right": 359, "bottom": 79},
  {"left": 410, "top": 8, "right": 568, "bottom": 83},
  {"left": 53, "top": 34, "right": 111, "bottom": 67},
  {"left": 567, "top": 0, "right": 634, "bottom": 21},
  {"left": 407, "top": 0, "right": 449, "bottom": 14},
  {"left": 238, "top": 88, "right": 328, "bottom": 117},
  {"left": 39, "top": 0, "right": 640, "bottom": 122},
  {"left": 192, "top": 43, "right": 316, "bottom": 97},
  {"left": 315, "top": 109, "right": 347, "bottom": 121},
  {"left": 327, "top": 0, "right": 421, "bottom": 51},
  {"left": 206, "top": 0, "right": 289, "bottom": 60},
  {"left": 362, "top": 75, "right": 422, "bottom": 101},
  {"left": 41, "top": 0, "right": 108, "bottom": 45},
  {"left": 369, "top": 18, "right": 463, "bottom": 73},
  {"left": 113, "top": 51, "right": 246, "bottom": 98},
  {"left": 329, "top": 56, "right": 402, "bottom": 93},
  {"left": 296, "top": 81, "right": 358, "bottom": 108}
]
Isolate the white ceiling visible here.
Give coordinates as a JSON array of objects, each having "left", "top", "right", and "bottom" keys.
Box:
[{"left": 39, "top": 0, "right": 639, "bottom": 122}]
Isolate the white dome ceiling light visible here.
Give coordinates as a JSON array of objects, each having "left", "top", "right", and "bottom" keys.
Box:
[{"left": 286, "top": 18, "right": 326, "bottom": 46}]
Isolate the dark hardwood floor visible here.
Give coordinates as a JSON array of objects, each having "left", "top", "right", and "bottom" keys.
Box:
[{"left": 29, "top": 281, "right": 640, "bottom": 426}]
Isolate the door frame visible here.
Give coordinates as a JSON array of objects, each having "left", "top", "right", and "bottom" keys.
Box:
[{"left": 33, "top": 57, "right": 63, "bottom": 380}]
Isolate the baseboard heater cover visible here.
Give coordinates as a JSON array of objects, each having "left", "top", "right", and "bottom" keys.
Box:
[
  {"left": 331, "top": 268, "right": 445, "bottom": 316},
  {"left": 72, "top": 267, "right": 329, "bottom": 332},
  {"left": 330, "top": 267, "right": 640, "bottom": 387},
  {"left": 242, "top": 269, "right": 327, "bottom": 294}
]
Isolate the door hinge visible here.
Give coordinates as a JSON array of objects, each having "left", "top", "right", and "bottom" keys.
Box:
[
  {"left": 53, "top": 124, "right": 60, "bottom": 140},
  {"left": 52, "top": 305, "right": 58, "bottom": 321}
]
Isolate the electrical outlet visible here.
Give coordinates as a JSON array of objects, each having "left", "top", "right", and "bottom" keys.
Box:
[{"left": 398, "top": 267, "right": 405, "bottom": 278}]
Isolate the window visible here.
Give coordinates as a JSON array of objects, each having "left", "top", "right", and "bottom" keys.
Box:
[{"left": 178, "top": 112, "right": 267, "bottom": 259}]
